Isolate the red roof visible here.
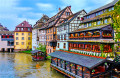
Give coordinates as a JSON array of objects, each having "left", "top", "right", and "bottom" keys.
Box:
[{"left": 16, "top": 21, "right": 32, "bottom": 28}]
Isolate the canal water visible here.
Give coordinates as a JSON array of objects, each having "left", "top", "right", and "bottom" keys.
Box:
[{"left": 0, "top": 53, "right": 67, "bottom": 78}]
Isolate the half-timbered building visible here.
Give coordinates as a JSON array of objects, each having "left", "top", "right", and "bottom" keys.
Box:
[
  {"left": 46, "top": 6, "right": 73, "bottom": 54},
  {"left": 49, "top": 0, "right": 120, "bottom": 78},
  {"left": 56, "top": 10, "right": 87, "bottom": 51}
]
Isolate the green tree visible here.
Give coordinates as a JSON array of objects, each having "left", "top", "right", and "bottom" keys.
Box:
[{"left": 36, "top": 43, "right": 46, "bottom": 53}]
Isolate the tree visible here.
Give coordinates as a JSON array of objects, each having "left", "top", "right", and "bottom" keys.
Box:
[{"left": 36, "top": 43, "right": 46, "bottom": 53}]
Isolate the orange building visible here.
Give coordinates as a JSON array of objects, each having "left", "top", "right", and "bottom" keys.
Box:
[{"left": 46, "top": 6, "right": 73, "bottom": 54}]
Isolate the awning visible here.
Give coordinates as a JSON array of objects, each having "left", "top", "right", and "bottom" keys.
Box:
[
  {"left": 49, "top": 51, "right": 106, "bottom": 69},
  {"left": 31, "top": 50, "right": 41, "bottom": 54}
]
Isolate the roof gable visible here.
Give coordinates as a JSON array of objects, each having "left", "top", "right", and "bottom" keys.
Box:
[{"left": 16, "top": 21, "right": 32, "bottom": 28}]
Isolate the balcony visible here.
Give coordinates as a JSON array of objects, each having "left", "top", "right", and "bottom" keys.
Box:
[
  {"left": 92, "top": 35, "right": 100, "bottom": 37},
  {"left": 1, "top": 38, "right": 14, "bottom": 41}
]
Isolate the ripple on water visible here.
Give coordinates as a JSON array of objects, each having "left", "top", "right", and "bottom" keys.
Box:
[{"left": 0, "top": 53, "right": 67, "bottom": 78}]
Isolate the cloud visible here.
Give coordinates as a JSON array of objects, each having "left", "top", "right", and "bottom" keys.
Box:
[
  {"left": 36, "top": 3, "right": 54, "bottom": 11},
  {"left": 0, "top": 0, "right": 42, "bottom": 31},
  {"left": 61, "top": 0, "right": 113, "bottom": 13}
]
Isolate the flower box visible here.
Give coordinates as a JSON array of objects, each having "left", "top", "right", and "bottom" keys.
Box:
[
  {"left": 92, "top": 35, "right": 100, "bottom": 37},
  {"left": 84, "top": 36, "right": 92, "bottom": 38}
]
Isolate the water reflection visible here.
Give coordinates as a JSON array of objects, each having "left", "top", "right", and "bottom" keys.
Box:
[{"left": 0, "top": 53, "right": 67, "bottom": 78}]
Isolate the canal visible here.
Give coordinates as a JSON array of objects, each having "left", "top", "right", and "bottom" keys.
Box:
[{"left": 0, "top": 52, "right": 67, "bottom": 78}]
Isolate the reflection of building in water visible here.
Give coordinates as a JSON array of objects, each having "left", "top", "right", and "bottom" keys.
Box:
[{"left": 14, "top": 53, "right": 33, "bottom": 77}]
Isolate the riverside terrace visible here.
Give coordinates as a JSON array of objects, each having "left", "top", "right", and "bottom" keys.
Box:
[{"left": 49, "top": 51, "right": 116, "bottom": 78}]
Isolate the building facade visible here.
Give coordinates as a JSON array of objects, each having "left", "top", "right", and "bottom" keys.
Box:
[
  {"left": 49, "top": 0, "right": 120, "bottom": 78},
  {"left": 32, "top": 15, "right": 49, "bottom": 50},
  {"left": 56, "top": 10, "right": 87, "bottom": 51},
  {"left": 0, "top": 24, "right": 14, "bottom": 52},
  {"left": 14, "top": 21, "right": 32, "bottom": 52},
  {"left": 46, "top": 6, "right": 73, "bottom": 54}
]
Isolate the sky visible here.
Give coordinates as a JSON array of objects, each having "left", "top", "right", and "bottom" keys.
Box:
[{"left": 0, "top": 0, "right": 113, "bottom": 31}]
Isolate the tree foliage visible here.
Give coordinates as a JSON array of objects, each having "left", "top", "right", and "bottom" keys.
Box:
[{"left": 36, "top": 43, "right": 46, "bottom": 53}]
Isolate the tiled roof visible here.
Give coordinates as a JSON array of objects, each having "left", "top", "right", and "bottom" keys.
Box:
[
  {"left": 58, "top": 9, "right": 86, "bottom": 27},
  {"left": 16, "top": 21, "right": 32, "bottom": 28},
  {"left": 85, "top": 0, "right": 119, "bottom": 16},
  {"left": 49, "top": 51, "right": 106, "bottom": 69},
  {"left": 46, "top": 6, "right": 72, "bottom": 28},
  {"left": 82, "top": 15, "right": 111, "bottom": 23},
  {"left": 33, "top": 15, "right": 49, "bottom": 29},
  {"left": 0, "top": 31, "right": 14, "bottom": 35}
]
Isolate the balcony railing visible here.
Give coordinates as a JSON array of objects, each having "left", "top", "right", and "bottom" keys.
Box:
[
  {"left": 92, "top": 35, "right": 100, "bottom": 37},
  {"left": 1, "top": 38, "right": 14, "bottom": 41}
]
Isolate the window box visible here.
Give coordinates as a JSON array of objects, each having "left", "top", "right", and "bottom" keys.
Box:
[
  {"left": 92, "top": 35, "right": 100, "bottom": 37},
  {"left": 84, "top": 36, "right": 92, "bottom": 38}
]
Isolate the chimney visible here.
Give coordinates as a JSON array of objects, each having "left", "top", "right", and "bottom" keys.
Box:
[
  {"left": 59, "top": 7, "right": 61, "bottom": 12},
  {"left": 69, "top": 6, "right": 71, "bottom": 9}
]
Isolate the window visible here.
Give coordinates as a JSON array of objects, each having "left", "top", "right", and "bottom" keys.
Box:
[
  {"left": 61, "top": 35, "right": 63, "bottom": 40},
  {"left": 112, "top": 7, "right": 114, "bottom": 10},
  {"left": 64, "top": 26, "right": 67, "bottom": 30},
  {"left": 5, "top": 36, "right": 7, "bottom": 38},
  {"left": 28, "top": 33, "right": 30, "bottom": 36},
  {"left": 77, "top": 17, "right": 80, "bottom": 20},
  {"left": 66, "top": 12, "right": 70, "bottom": 16},
  {"left": 28, "top": 42, "right": 31, "bottom": 45},
  {"left": 22, "top": 42, "right": 24, "bottom": 45},
  {"left": 28, "top": 28, "right": 30, "bottom": 31},
  {"left": 22, "top": 33, "right": 24, "bottom": 35},
  {"left": 16, "top": 33, "right": 18, "bottom": 35},
  {"left": 96, "top": 13, "right": 98, "bottom": 16},
  {"left": 63, "top": 43, "right": 66, "bottom": 48},
  {"left": 9, "top": 36, "right": 13, "bottom": 38},
  {"left": 88, "top": 23, "right": 91, "bottom": 27},
  {"left": 97, "top": 21, "right": 101, "bottom": 25},
  {"left": 22, "top": 37, "right": 24, "bottom": 40},
  {"left": 57, "top": 35, "right": 60, "bottom": 40},
  {"left": 48, "top": 36, "right": 49, "bottom": 40},
  {"left": 58, "top": 43, "right": 59, "bottom": 48},
  {"left": 104, "top": 19, "right": 108, "bottom": 23},
  {"left": 21, "top": 23, "right": 24, "bottom": 26},
  {"left": 109, "top": 8, "right": 112, "bottom": 11},
  {"left": 48, "top": 29, "right": 49, "bottom": 33},
  {"left": 84, "top": 24, "right": 87, "bottom": 27},
  {"left": 16, "top": 37, "right": 18, "bottom": 40},
  {"left": 17, "top": 28, "right": 20, "bottom": 31},
  {"left": 64, "top": 34, "right": 66, "bottom": 40},
  {"left": 16, "top": 42, "right": 19, "bottom": 45},
  {"left": 28, "top": 37, "right": 30, "bottom": 40},
  {"left": 21, "top": 28, "right": 23, "bottom": 31}
]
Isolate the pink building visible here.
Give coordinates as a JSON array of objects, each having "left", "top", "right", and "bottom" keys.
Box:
[{"left": 0, "top": 24, "right": 14, "bottom": 52}]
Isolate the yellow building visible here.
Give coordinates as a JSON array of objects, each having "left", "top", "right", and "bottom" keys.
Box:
[{"left": 14, "top": 21, "right": 32, "bottom": 52}]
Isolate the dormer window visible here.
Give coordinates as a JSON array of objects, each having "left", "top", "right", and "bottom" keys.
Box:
[
  {"left": 21, "top": 23, "right": 24, "bottom": 26},
  {"left": 17, "top": 28, "right": 20, "bottom": 31},
  {"left": 28, "top": 28, "right": 30, "bottom": 31}
]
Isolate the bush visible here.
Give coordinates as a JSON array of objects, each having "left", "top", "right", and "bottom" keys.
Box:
[
  {"left": 20, "top": 50, "right": 32, "bottom": 54},
  {"left": 46, "top": 56, "right": 51, "bottom": 60}
]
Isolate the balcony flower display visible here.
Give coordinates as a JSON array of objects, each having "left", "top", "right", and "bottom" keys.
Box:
[
  {"left": 85, "top": 32, "right": 92, "bottom": 38},
  {"left": 79, "top": 33, "right": 84, "bottom": 38},
  {"left": 102, "top": 32, "right": 112, "bottom": 37},
  {"left": 92, "top": 32, "right": 100, "bottom": 37}
]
